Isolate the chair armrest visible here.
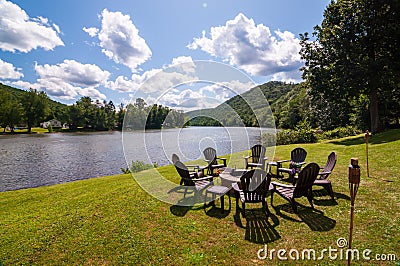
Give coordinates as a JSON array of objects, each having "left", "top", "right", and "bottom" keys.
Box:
[
  {"left": 276, "top": 159, "right": 290, "bottom": 163},
  {"left": 262, "top": 157, "right": 268, "bottom": 162},
  {"left": 218, "top": 157, "right": 227, "bottom": 166},
  {"left": 298, "top": 162, "right": 306, "bottom": 165},
  {"left": 191, "top": 175, "right": 214, "bottom": 182},
  {"left": 232, "top": 182, "right": 241, "bottom": 192},
  {"left": 244, "top": 155, "right": 250, "bottom": 159},
  {"left": 271, "top": 181, "right": 295, "bottom": 189},
  {"left": 318, "top": 171, "right": 331, "bottom": 175}
]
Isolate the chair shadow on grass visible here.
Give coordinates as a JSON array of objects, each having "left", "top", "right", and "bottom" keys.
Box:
[
  {"left": 313, "top": 189, "right": 350, "bottom": 206},
  {"left": 273, "top": 203, "right": 336, "bottom": 232},
  {"left": 204, "top": 195, "right": 231, "bottom": 219},
  {"left": 233, "top": 200, "right": 281, "bottom": 244}
]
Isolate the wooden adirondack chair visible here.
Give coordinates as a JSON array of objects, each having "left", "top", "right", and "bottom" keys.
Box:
[
  {"left": 244, "top": 144, "right": 268, "bottom": 170},
  {"left": 203, "top": 147, "right": 227, "bottom": 176},
  {"left": 313, "top": 152, "right": 337, "bottom": 201},
  {"left": 271, "top": 162, "right": 319, "bottom": 213},
  {"left": 232, "top": 169, "right": 272, "bottom": 217}
]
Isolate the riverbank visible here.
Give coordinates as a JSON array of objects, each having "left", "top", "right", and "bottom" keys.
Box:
[{"left": 1, "top": 130, "right": 399, "bottom": 265}]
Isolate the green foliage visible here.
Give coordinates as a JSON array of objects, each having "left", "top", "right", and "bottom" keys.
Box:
[
  {"left": 300, "top": 0, "right": 400, "bottom": 132},
  {"left": 320, "top": 126, "right": 361, "bottom": 140},
  {"left": 0, "top": 90, "right": 23, "bottom": 132},
  {"left": 121, "top": 160, "right": 159, "bottom": 173},
  {"left": 267, "top": 120, "right": 318, "bottom": 145},
  {"left": 22, "top": 88, "right": 50, "bottom": 133},
  {"left": 124, "top": 98, "right": 185, "bottom": 130},
  {"left": 47, "top": 124, "right": 53, "bottom": 133},
  {"left": 187, "top": 81, "right": 295, "bottom": 128}
]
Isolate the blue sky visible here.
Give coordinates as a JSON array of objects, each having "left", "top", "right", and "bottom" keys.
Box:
[{"left": 0, "top": 0, "right": 330, "bottom": 110}]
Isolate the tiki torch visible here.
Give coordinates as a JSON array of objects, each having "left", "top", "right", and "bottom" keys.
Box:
[
  {"left": 348, "top": 158, "right": 361, "bottom": 266},
  {"left": 365, "top": 130, "right": 370, "bottom": 177}
]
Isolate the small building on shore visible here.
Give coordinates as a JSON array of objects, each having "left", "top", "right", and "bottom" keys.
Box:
[{"left": 42, "top": 119, "right": 62, "bottom": 129}]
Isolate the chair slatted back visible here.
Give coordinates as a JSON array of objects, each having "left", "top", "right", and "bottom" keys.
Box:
[
  {"left": 291, "top": 147, "right": 307, "bottom": 163},
  {"left": 240, "top": 169, "right": 270, "bottom": 203},
  {"left": 251, "top": 144, "right": 266, "bottom": 164},
  {"left": 293, "top": 163, "right": 319, "bottom": 198},
  {"left": 320, "top": 152, "right": 337, "bottom": 180},
  {"left": 174, "top": 161, "right": 194, "bottom": 186},
  {"left": 171, "top": 153, "right": 180, "bottom": 164},
  {"left": 203, "top": 147, "right": 217, "bottom": 165}
]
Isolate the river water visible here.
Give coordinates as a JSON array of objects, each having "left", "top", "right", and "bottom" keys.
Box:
[{"left": 0, "top": 127, "right": 272, "bottom": 191}]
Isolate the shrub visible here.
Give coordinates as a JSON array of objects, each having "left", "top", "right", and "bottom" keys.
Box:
[
  {"left": 320, "top": 126, "right": 361, "bottom": 140},
  {"left": 121, "top": 160, "right": 159, "bottom": 173},
  {"left": 47, "top": 124, "right": 53, "bottom": 133},
  {"left": 261, "top": 120, "right": 318, "bottom": 146}
]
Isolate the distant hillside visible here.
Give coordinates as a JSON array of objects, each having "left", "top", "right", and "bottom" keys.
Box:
[
  {"left": 0, "top": 83, "right": 67, "bottom": 119},
  {"left": 186, "top": 81, "right": 304, "bottom": 128}
]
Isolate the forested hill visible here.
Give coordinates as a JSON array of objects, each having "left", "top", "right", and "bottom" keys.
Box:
[
  {"left": 0, "top": 83, "right": 66, "bottom": 112},
  {"left": 186, "top": 81, "right": 306, "bottom": 128}
]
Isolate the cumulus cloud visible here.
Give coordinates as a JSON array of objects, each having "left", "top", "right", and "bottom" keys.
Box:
[
  {"left": 10, "top": 60, "right": 108, "bottom": 100},
  {"left": 0, "top": 59, "right": 24, "bottom": 79},
  {"left": 0, "top": 0, "right": 64, "bottom": 53},
  {"left": 84, "top": 9, "right": 152, "bottom": 72},
  {"left": 188, "top": 13, "right": 303, "bottom": 81},
  {"left": 107, "top": 56, "right": 197, "bottom": 93},
  {"left": 157, "top": 88, "right": 219, "bottom": 111}
]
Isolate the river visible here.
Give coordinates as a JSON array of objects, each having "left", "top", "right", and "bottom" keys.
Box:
[{"left": 0, "top": 127, "right": 272, "bottom": 192}]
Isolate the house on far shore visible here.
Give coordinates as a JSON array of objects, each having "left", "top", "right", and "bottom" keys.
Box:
[{"left": 42, "top": 119, "right": 62, "bottom": 129}]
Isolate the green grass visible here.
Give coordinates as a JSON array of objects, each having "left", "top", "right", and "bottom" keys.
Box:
[
  {"left": 0, "top": 127, "right": 50, "bottom": 134},
  {"left": 1, "top": 130, "right": 399, "bottom": 265}
]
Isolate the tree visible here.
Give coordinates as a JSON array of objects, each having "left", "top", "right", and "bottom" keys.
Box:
[
  {"left": 0, "top": 91, "right": 23, "bottom": 132},
  {"left": 300, "top": 0, "right": 400, "bottom": 133},
  {"left": 22, "top": 88, "right": 49, "bottom": 133}
]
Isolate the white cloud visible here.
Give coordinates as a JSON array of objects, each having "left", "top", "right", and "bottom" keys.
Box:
[
  {"left": 188, "top": 13, "right": 303, "bottom": 81},
  {"left": 35, "top": 59, "right": 110, "bottom": 87},
  {"left": 157, "top": 88, "right": 218, "bottom": 112},
  {"left": 10, "top": 60, "right": 108, "bottom": 100},
  {"left": 0, "top": 0, "right": 64, "bottom": 53},
  {"left": 84, "top": 9, "right": 152, "bottom": 72},
  {"left": 0, "top": 59, "right": 24, "bottom": 79},
  {"left": 106, "top": 56, "right": 197, "bottom": 93},
  {"left": 83, "top": 27, "right": 98, "bottom": 37}
]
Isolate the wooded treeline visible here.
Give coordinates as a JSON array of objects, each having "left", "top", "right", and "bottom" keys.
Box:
[{"left": 0, "top": 84, "right": 185, "bottom": 132}]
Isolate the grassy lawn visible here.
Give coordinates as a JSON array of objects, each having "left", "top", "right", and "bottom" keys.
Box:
[
  {"left": 1, "top": 130, "right": 399, "bottom": 265},
  {"left": 0, "top": 127, "right": 49, "bottom": 134}
]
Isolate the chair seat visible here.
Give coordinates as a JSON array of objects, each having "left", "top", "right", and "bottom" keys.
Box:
[
  {"left": 274, "top": 186, "right": 295, "bottom": 200},
  {"left": 195, "top": 180, "right": 213, "bottom": 191}
]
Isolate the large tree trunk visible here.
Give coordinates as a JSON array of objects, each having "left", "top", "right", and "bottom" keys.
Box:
[{"left": 369, "top": 88, "right": 380, "bottom": 133}]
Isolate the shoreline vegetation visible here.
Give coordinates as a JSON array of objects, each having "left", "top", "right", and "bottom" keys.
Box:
[{"left": 1, "top": 130, "right": 399, "bottom": 265}]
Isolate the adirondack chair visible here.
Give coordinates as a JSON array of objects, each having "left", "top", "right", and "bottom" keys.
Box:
[
  {"left": 232, "top": 169, "right": 272, "bottom": 217},
  {"left": 174, "top": 160, "right": 213, "bottom": 196},
  {"left": 172, "top": 154, "right": 206, "bottom": 185},
  {"left": 244, "top": 144, "right": 268, "bottom": 170},
  {"left": 276, "top": 147, "right": 307, "bottom": 180},
  {"left": 203, "top": 147, "right": 227, "bottom": 176},
  {"left": 313, "top": 152, "right": 337, "bottom": 201},
  {"left": 271, "top": 162, "right": 319, "bottom": 213}
]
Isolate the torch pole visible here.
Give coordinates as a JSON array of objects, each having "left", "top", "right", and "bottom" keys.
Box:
[
  {"left": 365, "top": 130, "right": 370, "bottom": 177},
  {"left": 348, "top": 158, "right": 360, "bottom": 266}
]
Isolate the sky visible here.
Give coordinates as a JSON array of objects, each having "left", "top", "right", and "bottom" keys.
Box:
[{"left": 0, "top": 0, "right": 330, "bottom": 111}]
